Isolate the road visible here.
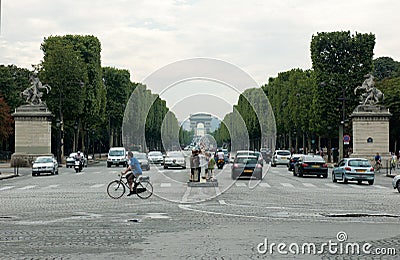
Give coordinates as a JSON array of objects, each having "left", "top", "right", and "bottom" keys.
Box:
[{"left": 0, "top": 160, "right": 399, "bottom": 259}]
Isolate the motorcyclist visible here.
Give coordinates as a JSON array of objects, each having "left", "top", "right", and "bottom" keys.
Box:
[{"left": 74, "top": 151, "right": 84, "bottom": 169}]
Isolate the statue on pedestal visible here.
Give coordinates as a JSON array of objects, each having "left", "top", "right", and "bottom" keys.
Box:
[
  {"left": 20, "top": 74, "right": 51, "bottom": 105},
  {"left": 354, "top": 73, "right": 384, "bottom": 105}
]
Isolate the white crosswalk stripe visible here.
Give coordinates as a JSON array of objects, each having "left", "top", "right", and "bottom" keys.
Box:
[
  {"left": 160, "top": 183, "right": 172, "bottom": 188},
  {"left": 325, "top": 183, "right": 340, "bottom": 188},
  {"left": 235, "top": 183, "right": 247, "bottom": 187},
  {"left": 302, "top": 183, "right": 316, "bottom": 188},
  {"left": 0, "top": 186, "right": 14, "bottom": 191},
  {"left": 44, "top": 184, "right": 59, "bottom": 189},
  {"left": 281, "top": 183, "right": 294, "bottom": 188},
  {"left": 259, "top": 183, "right": 271, "bottom": 188},
  {"left": 18, "top": 185, "right": 36, "bottom": 190},
  {"left": 90, "top": 184, "right": 104, "bottom": 188},
  {"left": 373, "top": 185, "right": 386, "bottom": 189}
]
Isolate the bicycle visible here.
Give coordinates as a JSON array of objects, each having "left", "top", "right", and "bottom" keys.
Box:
[
  {"left": 107, "top": 174, "right": 153, "bottom": 199},
  {"left": 373, "top": 161, "right": 382, "bottom": 173}
]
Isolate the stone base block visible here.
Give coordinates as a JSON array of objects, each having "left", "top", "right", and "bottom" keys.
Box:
[
  {"left": 187, "top": 179, "right": 218, "bottom": 187},
  {"left": 11, "top": 153, "right": 54, "bottom": 167}
]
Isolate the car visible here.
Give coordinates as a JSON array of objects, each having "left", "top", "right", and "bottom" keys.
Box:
[
  {"left": 271, "top": 150, "right": 291, "bottom": 167},
  {"left": 332, "top": 158, "right": 374, "bottom": 185},
  {"left": 222, "top": 148, "right": 229, "bottom": 163},
  {"left": 231, "top": 155, "right": 262, "bottom": 180},
  {"left": 294, "top": 154, "right": 328, "bottom": 178},
  {"left": 288, "top": 154, "right": 303, "bottom": 171},
  {"left": 32, "top": 156, "right": 58, "bottom": 176},
  {"left": 107, "top": 147, "right": 127, "bottom": 167},
  {"left": 164, "top": 151, "right": 186, "bottom": 169},
  {"left": 392, "top": 174, "right": 400, "bottom": 193},
  {"left": 147, "top": 151, "right": 164, "bottom": 164},
  {"left": 66, "top": 152, "right": 88, "bottom": 168},
  {"left": 133, "top": 152, "right": 150, "bottom": 171},
  {"left": 253, "top": 151, "right": 264, "bottom": 166}
]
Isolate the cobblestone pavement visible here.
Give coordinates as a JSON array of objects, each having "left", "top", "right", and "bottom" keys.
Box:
[{"left": 0, "top": 162, "right": 399, "bottom": 259}]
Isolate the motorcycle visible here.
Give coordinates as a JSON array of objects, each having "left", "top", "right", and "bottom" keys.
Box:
[
  {"left": 217, "top": 158, "right": 225, "bottom": 169},
  {"left": 74, "top": 159, "right": 83, "bottom": 173}
]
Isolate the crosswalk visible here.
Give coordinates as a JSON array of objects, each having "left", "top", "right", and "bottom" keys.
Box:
[{"left": 0, "top": 182, "right": 390, "bottom": 192}]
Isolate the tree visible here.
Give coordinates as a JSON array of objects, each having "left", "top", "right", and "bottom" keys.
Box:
[
  {"left": 0, "top": 96, "right": 13, "bottom": 142},
  {"left": 373, "top": 57, "right": 400, "bottom": 80},
  {"left": 310, "top": 31, "right": 375, "bottom": 137}
]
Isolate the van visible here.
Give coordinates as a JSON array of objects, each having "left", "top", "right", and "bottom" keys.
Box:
[{"left": 107, "top": 147, "right": 127, "bottom": 167}]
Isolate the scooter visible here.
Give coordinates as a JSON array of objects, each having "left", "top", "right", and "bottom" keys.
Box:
[
  {"left": 217, "top": 158, "right": 225, "bottom": 169},
  {"left": 74, "top": 159, "right": 83, "bottom": 173}
]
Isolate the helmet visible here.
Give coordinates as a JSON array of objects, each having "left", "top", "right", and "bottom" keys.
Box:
[{"left": 77, "top": 151, "right": 81, "bottom": 154}]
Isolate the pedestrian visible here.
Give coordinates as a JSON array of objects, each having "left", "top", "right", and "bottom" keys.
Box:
[
  {"left": 207, "top": 152, "right": 215, "bottom": 180},
  {"left": 190, "top": 148, "right": 200, "bottom": 182}
]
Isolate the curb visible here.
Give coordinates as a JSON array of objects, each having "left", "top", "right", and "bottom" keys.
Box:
[{"left": 0, "top": 173, "right": 19, "bottom": 180}]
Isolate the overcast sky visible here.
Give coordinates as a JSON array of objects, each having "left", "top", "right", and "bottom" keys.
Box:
[{"left": 1, "top": 0, "right": 399, "bottom": 120}]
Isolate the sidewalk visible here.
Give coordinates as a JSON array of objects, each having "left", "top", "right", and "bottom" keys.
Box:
[{"left": 0, "top": 162, "right": 19, "bottom": 180}]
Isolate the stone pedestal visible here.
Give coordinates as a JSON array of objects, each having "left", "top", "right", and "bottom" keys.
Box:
[
  {"left": 11, "top": 104, "right": 53, "bottom": 167},
  {"left": 350, "top": 105, "right": 391, "bottom": 160}
]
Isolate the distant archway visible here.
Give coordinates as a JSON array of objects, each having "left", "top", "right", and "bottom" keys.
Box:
[{"left": 189, "top": 113, "right": 212, "bottom": 136}]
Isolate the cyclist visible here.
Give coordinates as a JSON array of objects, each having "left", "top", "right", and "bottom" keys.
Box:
[
  {"left": 121, "top": 151, "right": 142, "bottom": 196},
  {"left": 374, "top": 152, "right": 382, "bottom": 170}
]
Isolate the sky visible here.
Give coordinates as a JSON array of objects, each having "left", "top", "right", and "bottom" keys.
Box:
[{"left": 1, "top": 0, "right": 400, "bottom": 121}]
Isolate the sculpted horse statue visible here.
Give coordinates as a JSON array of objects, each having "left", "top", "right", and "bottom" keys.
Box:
[
  {"left": 20, "top": 75, "right": 51, "bottom": 105},
  {"left": 354, "top": 74, "right": 383, "bottom": 105}
]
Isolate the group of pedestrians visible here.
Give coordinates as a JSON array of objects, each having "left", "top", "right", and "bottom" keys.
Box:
[{"left": 189, "top": 148, "right": 216, "bottom": 182}]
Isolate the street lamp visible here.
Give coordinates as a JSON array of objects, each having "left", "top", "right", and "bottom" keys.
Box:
[{"left": 73, "top": 121, "right": 78, "bottom": 152}]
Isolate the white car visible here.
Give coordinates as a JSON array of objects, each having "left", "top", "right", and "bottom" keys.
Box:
[
  {"left": 271, "top": 150, "right": 291, "bottom": 167},
  {"left": 164, "top": 151, "right": 186, "bottom": 169},
  {"left": 32, "top": 156, "right": 58, "bottom": 176},
  {"left": 392, "top": 175, "right": 400, "bottom": 193},
  {"left": 148, "top": 151, "right": 164, "bottom": 164}
]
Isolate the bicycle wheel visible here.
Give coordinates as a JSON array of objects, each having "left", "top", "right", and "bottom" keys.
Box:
[
  {"left": 107, "top": 180, "right": 126, "bottom": 199},
  {"left": 136, "top": 181, "right": 153, "bottom": 199}
]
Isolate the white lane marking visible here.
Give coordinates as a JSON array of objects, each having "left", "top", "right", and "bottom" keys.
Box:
[
  {"left": 160, "top": 183, "right": 172, "bottom": 188},
  {"left": 0, "top": 186, "right": 14, "bottom": 191},
  {"left": 325, "top": 183, "right": 340, "bottom": 188},
  {"left": 219, "top": 200, "right": 227, "bottom": 205},
  {"left": 215, "top": 185, "right": 222, "bottom": 196},
  {"left": 181, "top": 187, "right": 191, "bottom": 203},
  {"left": 302, "top": 183, "right": 316, "bottom": 188},
  {"left": 281, "top": 183, "right": 294, "bottom": 188},
  {"left": 44, "top": 184, "right": 59, "bottom": 189},
  {"left": 349, "top": 184, "right": 363, "bottom": 189},
  {"left": 373, "top": 185, "right": 386, "bottom": 189},
  {"left": 235, "top": 183, "right": 246, "bottom": 187},
  {"left": 259, "top": 183, "right": 271, "bottom": 188},
  {"left": 90, "top": 184, "right": 104, "bottom": 188},
  {"left": 18, "top": 185, "right": 36, "bottom": 190}
]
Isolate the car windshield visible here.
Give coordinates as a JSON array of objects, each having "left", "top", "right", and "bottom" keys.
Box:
[
  {"left": 277, "top": 151, "right": 290, "bottom": 156},
  {"left": 109, "top": 150, "right": 124, "bottom": 156},
  {"left": 149, "top": 152, "right": 162, "bottom": 156},
  {"left": 134, "top": 153, "right": 147, "bottom": 159},
  {"left": 303, "top": 155, "right": 325, "bottom": 162},
  {"left": 35, "top": 157, "right": 53, "bottom": 163},
  {"left": 236, "top": 157, "right": 258, "bottom": 164},
  {"left": 348, "top": 160, "right": 371, "bottom": 167}
]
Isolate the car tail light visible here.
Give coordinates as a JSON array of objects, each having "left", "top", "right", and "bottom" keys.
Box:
[
  {"left": 345, "top": 167, "right": 351, "bottom": 171},
  {"left": 323, "top": 164, "right": 327, "bottom": 167},
  {"left": 301, "top": 163, "right": 308, "bottom": 167},
  {"left": 370, "top": 167, "right": 374, "bottom": 172},
  {"left": 256, "top": 164, "right": 262, "bottom": 168},
  {"left": 233, "top": 164, "right": 239, "bottom": 168},
  {"left": 290, "top": 159, "right": 294, "bottom": 162}
]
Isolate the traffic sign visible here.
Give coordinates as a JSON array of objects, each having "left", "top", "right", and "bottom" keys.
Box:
[{"left": 343, "top": 134, "right": 350, "bottom": 145}]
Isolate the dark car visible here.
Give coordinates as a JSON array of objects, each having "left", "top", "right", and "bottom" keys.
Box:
[
  {"left": 288, "top": 154, "right": 303, "bottom": 172},
  {"left": 293, "top": 155, "right": 328, "bottom": 178},
  {"left": 231, "top": 155, "right": 262, "bottom": 180}
]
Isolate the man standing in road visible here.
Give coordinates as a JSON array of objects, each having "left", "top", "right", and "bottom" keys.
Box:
[{"left": 121, "top": 151, "right": 142, "bottom": 196}]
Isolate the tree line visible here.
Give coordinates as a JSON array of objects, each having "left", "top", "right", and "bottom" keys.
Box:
[{"left": 0, "top": 34, "right": 184, "bottom": 159}]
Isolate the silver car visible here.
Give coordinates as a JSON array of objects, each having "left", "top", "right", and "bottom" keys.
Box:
[
  {"left": 332, "top": 158, "right": 374, "bottom": 185},
  {"left": 392, "top": 175, "right": 400, "bottom": 193}
]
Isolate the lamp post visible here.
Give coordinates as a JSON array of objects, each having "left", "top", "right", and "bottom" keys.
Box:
[
  {"left": 56, "top": 118, "right": 62, "bottom": 164},
  {"left": 92, "top": 129, "right": 95, "bottom": 160},
  {"left": 73, "top": 121, "right": 78, "bottom": 152}
]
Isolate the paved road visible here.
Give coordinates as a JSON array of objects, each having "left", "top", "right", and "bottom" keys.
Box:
[{"left": 0, "top": 161, "right": 399, "bottom": 259}]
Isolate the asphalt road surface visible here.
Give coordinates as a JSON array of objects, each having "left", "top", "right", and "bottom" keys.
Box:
[{"left": 0, "top": 160, "right": 399, "bottom": 259}]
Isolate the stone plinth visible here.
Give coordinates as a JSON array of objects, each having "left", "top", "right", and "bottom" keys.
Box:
[
  {"left": 11, "top": 104, "right": 54, "bottom": 167},
  {"left": 350, "top": 105, "right": 391, "bottom": 160},
  {"left": 188, "top": 179, "right": 218, "bottom": 187}
]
